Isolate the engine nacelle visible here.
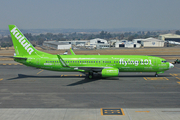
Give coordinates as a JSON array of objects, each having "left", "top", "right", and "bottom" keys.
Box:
[{"left": 101, "top": 68, "right": 119, "bottom": 77}]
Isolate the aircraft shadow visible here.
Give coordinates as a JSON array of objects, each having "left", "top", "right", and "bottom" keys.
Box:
[
  {"left": 7, "top": 74, "right": 86, "bottom": 80},
  {"left": 118, "top": 74, "right": 172, "bottom": 77},
  {"left": 7, "top": 74, "right": 172, "bottom": 86}
]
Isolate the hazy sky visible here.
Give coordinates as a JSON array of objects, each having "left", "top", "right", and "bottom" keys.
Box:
[{"left": 0, "top": 0, "right": 180, "bottom": 30}]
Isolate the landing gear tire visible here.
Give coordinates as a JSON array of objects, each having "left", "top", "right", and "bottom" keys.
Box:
[
  {"left": 155, "top": 74, "right": 158, "bottom": 77},
  {"left": 88, "top": 72, "right": 93, "bottom": 79}
]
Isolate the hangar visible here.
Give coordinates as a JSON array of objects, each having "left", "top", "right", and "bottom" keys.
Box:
[
  {"left": 133, "top": 38, "right": 164, "bottom": 47},
  {"left": 90, "top": 38, "right": 107, "bottom": 44},
  {"left": 115, "top": 40, "right": 141, "bottom": 48},
  {"left": 43, "top": 41, "right": 71, "bottom": 49},
  {"left": 158, "top": 34, "right": 180, "bottom": 42}
]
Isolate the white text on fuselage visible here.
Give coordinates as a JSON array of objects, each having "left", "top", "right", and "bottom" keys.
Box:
[{"left": 119, "top": 59, "right": 152, "bottom": 66}]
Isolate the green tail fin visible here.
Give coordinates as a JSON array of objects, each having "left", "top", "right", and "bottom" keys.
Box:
[{"left": 9, "top": 25, "right": 44, "bottom": 56}]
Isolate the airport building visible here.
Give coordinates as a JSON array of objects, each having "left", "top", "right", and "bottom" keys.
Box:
[
  {"left": 58, "top": 40, "right": 88, "bottom": 46},
  {"left": 115, "top": 40, "right": 141, "bottom": 48},
  {"left": 43, "top": 41, "right": 71, "bottom": 49},
  {"left": 90, "top": 38, "right": 107, "bottom": 44},
  {"left": 158, "top": 34, "right": 180, "bottom": 42},
  {"left": 96, "top": 44, "right": 110, "bottom": 49},
  {"left": 133, "top": 38, "right": 164, "bottom": 47},
  {"left": 89, "top": 38, "right": 110, "bottom": 49}
]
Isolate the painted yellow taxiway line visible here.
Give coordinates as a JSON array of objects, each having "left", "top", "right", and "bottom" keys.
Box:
[
  {"left": 0, "top": 78, "right": 3, "bottom": 81},
  {"left": 175, "top": 67, "right": 180, "bottom": 69},
  {"left": 177, "top": 82, "right": 180, "bottom": 85},
  {"left": 37, "top": 70, "right": 44, "bottom": 75},
  {"left": 170, "top": 73, "right": 180, "bottom": 77},
  {"left": 135, "top": 111, "right": 150, "bottom": 113},
  {"left": 144, "top": 77, "right": 169, "bottom": 81},
  {"left": 61, "top": 75, "right": 83, "bottom": 77},
  {"left": 176, "top": 77, "right": 180, "bottom": 80}
]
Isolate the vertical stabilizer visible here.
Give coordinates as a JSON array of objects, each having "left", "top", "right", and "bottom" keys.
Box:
[{"left": 9, "top": 25, "right": 48, "bottom": 56}]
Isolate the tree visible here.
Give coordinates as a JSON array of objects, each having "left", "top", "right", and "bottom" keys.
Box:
[
  {"left": 175, "top": 30, "right": 180, "bottom": 35},
  {"left": 120, "top": 34, "right": 124, "bottom": 40}
]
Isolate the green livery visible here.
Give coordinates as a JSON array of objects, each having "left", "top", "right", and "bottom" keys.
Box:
[{"left": 9, "top": 25, "right": 174, "bottom": 78}]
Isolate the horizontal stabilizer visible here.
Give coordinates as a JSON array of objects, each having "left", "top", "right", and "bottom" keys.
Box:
[{"left": 13, "top": 56, "right": 27, "bottom": 60}]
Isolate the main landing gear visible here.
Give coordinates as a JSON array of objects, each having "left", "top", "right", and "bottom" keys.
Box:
[{"left": 87, "top": 72, "right": 94, "bottom": 79}]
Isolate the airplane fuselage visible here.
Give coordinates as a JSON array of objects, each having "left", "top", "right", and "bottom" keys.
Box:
[{"left": 14, "top": 54, "right": 170, "bottom": 73}]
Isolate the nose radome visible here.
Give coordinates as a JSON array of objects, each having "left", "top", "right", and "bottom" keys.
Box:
[{"left": 169, "top": 63, "right": 174, "bottom": 69}]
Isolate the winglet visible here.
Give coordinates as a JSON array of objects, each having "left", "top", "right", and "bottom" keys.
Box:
[{"left": 70, "top": 48, "right": 76, "bottom": 55}]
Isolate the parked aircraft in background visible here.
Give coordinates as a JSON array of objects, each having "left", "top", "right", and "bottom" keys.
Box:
[{"left": 9, "top": 25, "right": 174, "bottom": 79}]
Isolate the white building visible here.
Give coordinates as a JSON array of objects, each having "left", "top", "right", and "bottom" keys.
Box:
[
  {"left": 158, "top": 34, "right": 180, "bottom": 42},
  {"left": 133, "top": 38, "right": 164, "bottom": 47},
  {"left": 115, "top": 40, "right": 141, "bottom": 48},
  {"left": 96, "top": 44, "right": 110, "bottom": 49},
  {"left": 90, "top": 38, "right": 107, "bottom": 44},
  {"left": 43, "top": 41, "right": 71, "bottom": 49},
  {"left": 89, "top": 38, "right": 109, "bottom": 49},
  {"left": 58, "top": 40, "right": 88, "bottom": 46}
]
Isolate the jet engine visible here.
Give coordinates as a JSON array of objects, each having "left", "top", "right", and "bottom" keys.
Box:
[{"left": 101, "top": 68, "right": 119, "bottom": 77}]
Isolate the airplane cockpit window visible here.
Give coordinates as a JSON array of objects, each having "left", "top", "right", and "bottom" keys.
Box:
[{"left": 162, "top": 61, "right": 167, "bottom": 63}]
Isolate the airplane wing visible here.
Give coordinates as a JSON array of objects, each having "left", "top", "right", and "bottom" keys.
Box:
[
  {"left": 57, "top": 55, "right": 69, "bottom": 67},
  {"left": 74, "top": 67, "right": 112, "bottom": 72}
]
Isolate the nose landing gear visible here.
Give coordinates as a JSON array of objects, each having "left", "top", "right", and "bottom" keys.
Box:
[{"left": 155, "top": 74, "right": 158, "bottom": 77}]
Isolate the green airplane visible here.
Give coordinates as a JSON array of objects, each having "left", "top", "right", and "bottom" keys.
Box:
[{"left": 9, "top": 25, "right": 174, "bottom": 79}]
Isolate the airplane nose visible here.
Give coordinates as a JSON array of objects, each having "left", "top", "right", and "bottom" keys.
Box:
[{"left": 169, "top": 63, "right": 174, "bottom": 69}]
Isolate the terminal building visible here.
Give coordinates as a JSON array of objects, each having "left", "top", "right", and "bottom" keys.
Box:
[{"left": 158, "top": 34, "right": 180, "bottom": 42}]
